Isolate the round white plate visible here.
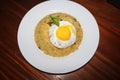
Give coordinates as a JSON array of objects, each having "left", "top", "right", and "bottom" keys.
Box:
[{"left": 18, "top": 0, "right": 99, "bottom": 74}]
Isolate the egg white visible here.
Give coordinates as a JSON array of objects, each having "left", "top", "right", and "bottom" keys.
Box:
[{"left": 49, "top": 21, "right": 76, "bottom": 48}]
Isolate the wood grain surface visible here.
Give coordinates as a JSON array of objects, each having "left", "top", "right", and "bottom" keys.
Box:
[{"left": 0, "top": 0, "right": 120, "bottom": 80}]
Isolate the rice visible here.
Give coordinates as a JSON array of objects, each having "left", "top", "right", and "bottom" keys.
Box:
[{"left": 34, "top": 13, "right": 83, "bottom": 57}]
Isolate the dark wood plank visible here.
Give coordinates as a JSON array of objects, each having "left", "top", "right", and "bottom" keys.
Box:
[{"left": 0, "top": 0, "right": 120, "bottom": 80}]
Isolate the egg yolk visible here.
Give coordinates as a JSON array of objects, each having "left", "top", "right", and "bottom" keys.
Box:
[{"left": 56, "top": 26, "right": 71, "bottom": 41}]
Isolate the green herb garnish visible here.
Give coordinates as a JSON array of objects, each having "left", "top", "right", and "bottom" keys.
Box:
[{"left": 49, "top": 16, "right": 60, "bottom": 26}]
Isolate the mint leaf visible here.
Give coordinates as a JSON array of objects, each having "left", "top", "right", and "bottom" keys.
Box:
[{"left": 49, "top": 16, "right": 59, "bottom": 26}]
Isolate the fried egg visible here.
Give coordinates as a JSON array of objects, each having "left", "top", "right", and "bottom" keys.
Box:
[{"left": 49, "top": 21, "right": 76, "bottom": 48}]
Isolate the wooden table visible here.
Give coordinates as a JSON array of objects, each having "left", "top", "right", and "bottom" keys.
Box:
[{"left": 0, "top": 0, "right": 120, "bottom": 80}]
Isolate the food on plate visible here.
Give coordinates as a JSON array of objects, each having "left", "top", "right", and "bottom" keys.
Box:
[{"left": 34, "top": 13, "right": 83, "bottom": 57}]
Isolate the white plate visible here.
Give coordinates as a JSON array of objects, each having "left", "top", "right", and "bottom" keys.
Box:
[{"left": 18, "top": 0, "right": 99, "bottom": 74}]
